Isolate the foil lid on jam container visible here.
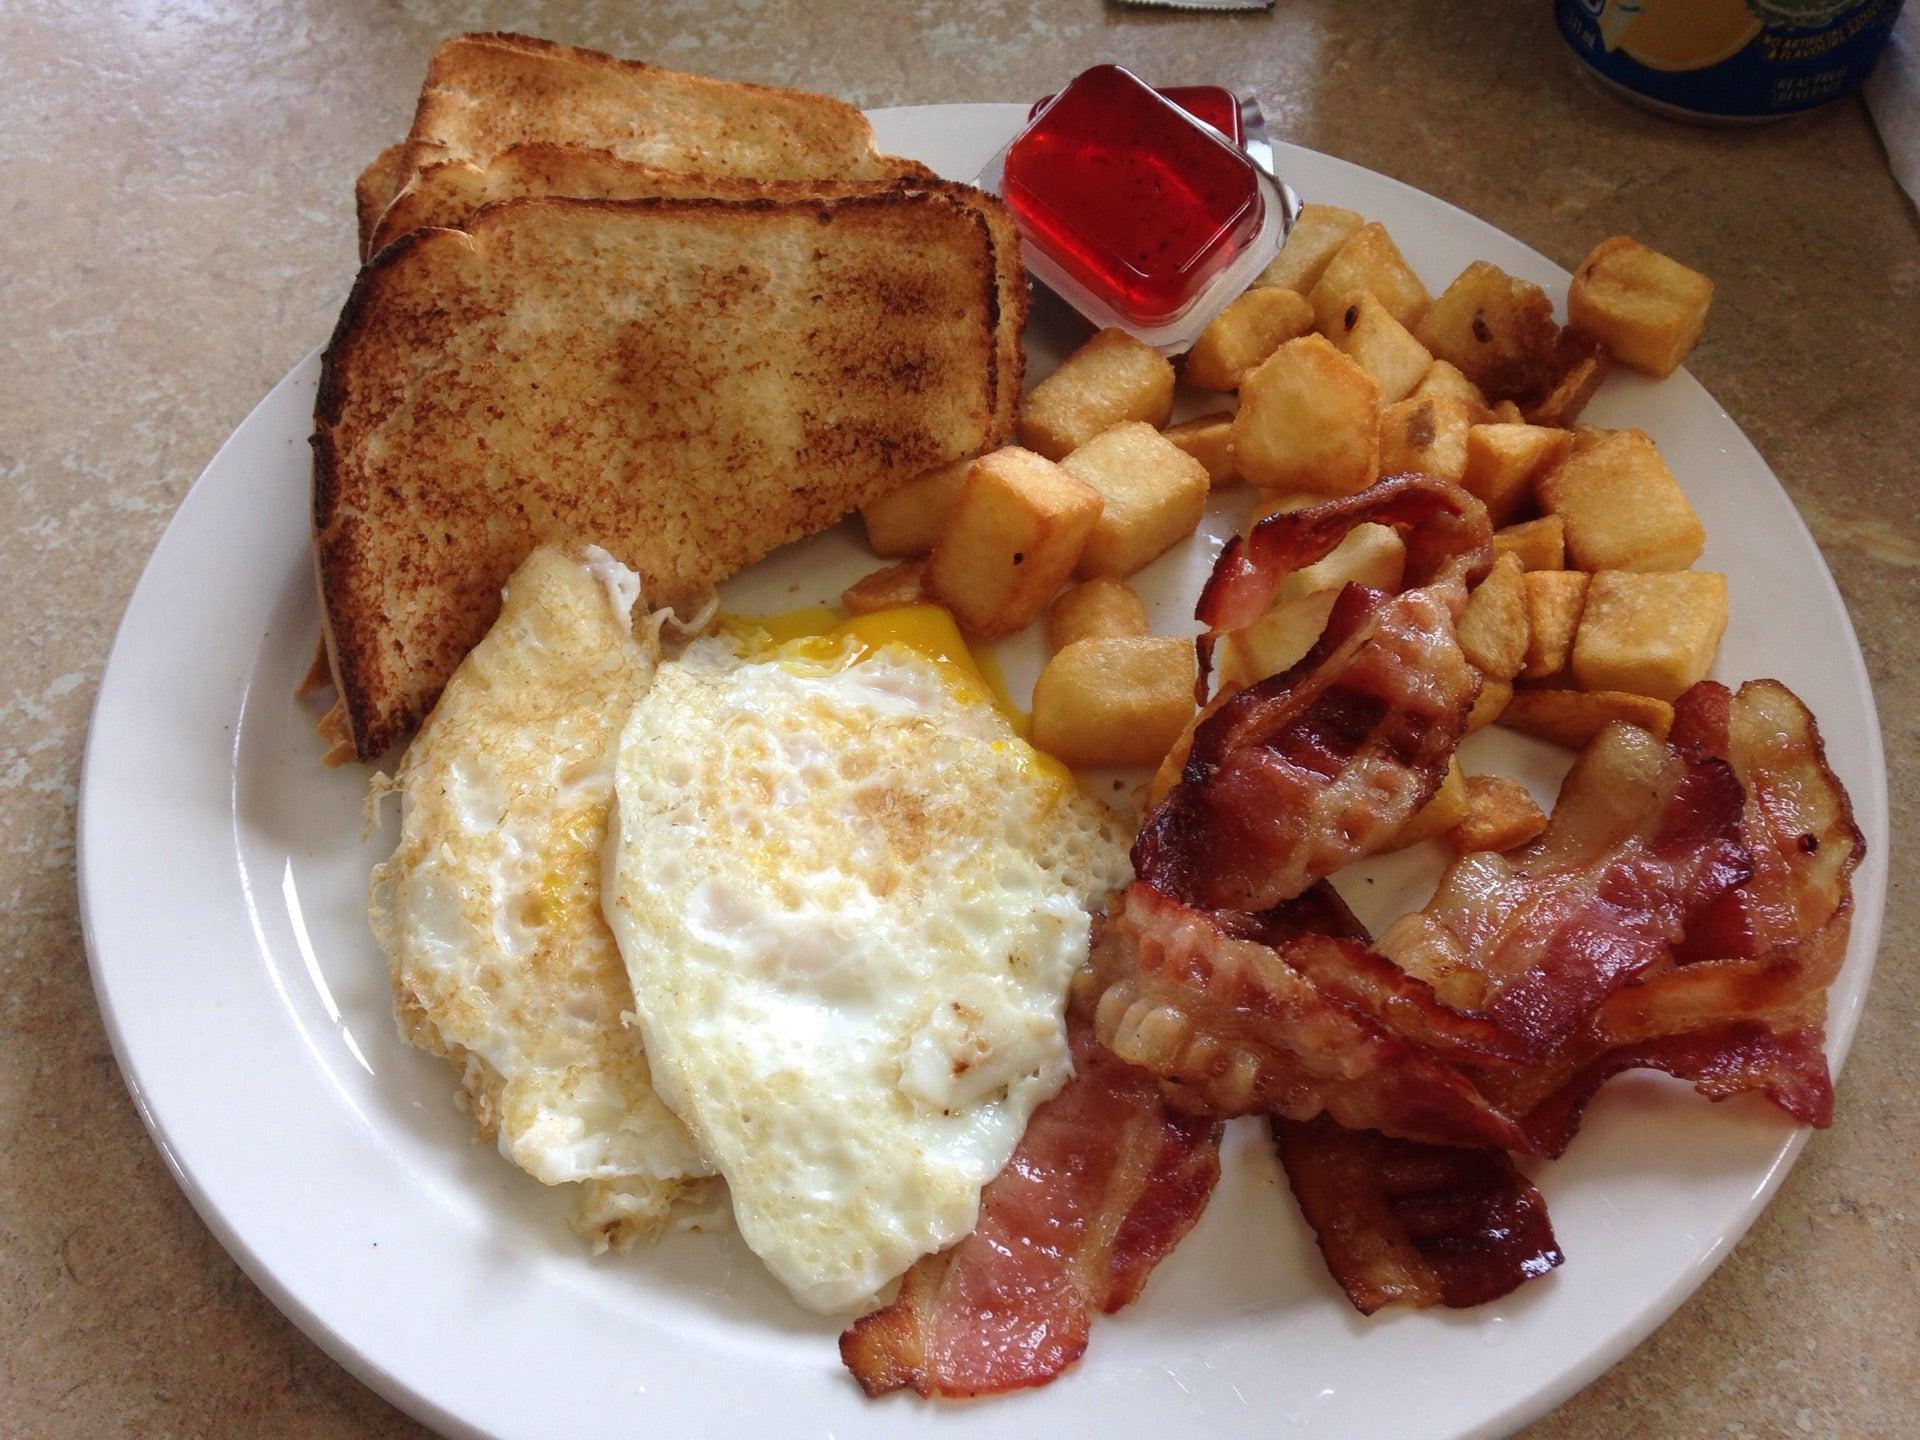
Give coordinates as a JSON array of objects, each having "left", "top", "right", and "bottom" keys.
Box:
[{"left": 977, "top": 64, "right": 1299, "bottom": 355}]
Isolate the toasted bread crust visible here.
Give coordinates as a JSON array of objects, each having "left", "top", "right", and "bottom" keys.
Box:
[
  {"left": 397, "top": 33, "right": 918, "bottom": 194},
  {"left": 314, "top": 192, "right": 1001, "bottom": 759}
]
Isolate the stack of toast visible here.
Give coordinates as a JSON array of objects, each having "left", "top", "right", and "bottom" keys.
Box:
[{"left": 316, "top": 33, "right": 1026, "bottom": 760}]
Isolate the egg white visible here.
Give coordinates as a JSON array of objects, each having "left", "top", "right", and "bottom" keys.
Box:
[
  {"left": 371, "top": 545, "right": 718, "bottom": 1247},
  {"left": 603, "top": 637, "right": 1130, "bottom": 1312}
]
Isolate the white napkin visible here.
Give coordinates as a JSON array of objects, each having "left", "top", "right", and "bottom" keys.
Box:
[{"left": 1864, "top": 4, "right": 1920, "bottom": 211}]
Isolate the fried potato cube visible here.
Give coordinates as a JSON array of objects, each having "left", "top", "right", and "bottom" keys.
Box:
[
  {"left": 1567, "top": 235, "right": 1713, "bottom": 378},
  {"left": 1450, "top": 775, "right": 1548, "bottom": 854},
  {"left": 1500, "top": 689, "right": 1675, "bottom": 748},
  {"left": 1162, "top": 411, "right": 1239, "bottom": 487},
  {"left": 1309, "top": 223, "right": 1432, "bottom": 334},
  {"left": 861, "top": 456, "right": 972, "bottom": 557},
  {"left": 1215, "top": 521, "right": 1406, "bottom": 687},
  {"left": 1570, "top": 570, "right": 1728, "bottom": 701},
  {"left": 1231, "top": 334, "right": 1381, "bottom": 494},
  {"left": 1524, "top": 332, "right": 1612, "bottom": 429},
  {"left": 1031, "top": 635, "right": 1197, "bottom": 768},
  {"left": 925, "top": 447, "right": 1103, "bottom": 637},
  {"left": 841, "top": 560, "right": 925, "bottom": 614},
  {"left": 1048, "top": 578, "right": 1149, "bottom": 652},
  {"left": 1059, "top": 422, "right": 1210, "bottom": 579},
  {"left": 1537, "top": 428, "right": 1705, "bottom": 572},
  {"left": 1387, "top": 759, "right": 1468, "bottom": 849},
  {"left": 1184, "top": 286, "right": 1315, "bottom": 391},
  {"left": 1378, "top": 394, "right": 1472, "bottom": 484},
  {"left": 1521, "top": 569, "right": 1590, "bottom": 679},
  {"left": 1412, "top": 358, "right": 1490, "bottom": 413},
  {"left": 1466, "top": 678, "right": 1511, "bottom": 734},
  {"left": 1570, "top": 425, "right": 1612, "bottom": 454},
  {"left": 1490, "top": 400, "right": 1525, "bottom": 423},
  {"left": 1457, "top": 552, "right": 1529, "bottom": 681},
  {"left": 1215, "top": 592, "right": 1338, "bottom": 690},
  {"left": 1258, "top": 203, "right": 1365, "bottom": 294},
  {"left": 1413, "top": 261, "right": 1560, "bottom": 403},
  {"left": 1463, "top": 422, "right": 1573, "bottom": 525},
  {"left": 1493, "top": 515, "right": 1566, "bottom": 571},
  {"left": 1017, "top": 329, "right": 1175, "bottom": 460},
  {"left": 1331, "top": 293, "right": 1435, "bottom": 403}
]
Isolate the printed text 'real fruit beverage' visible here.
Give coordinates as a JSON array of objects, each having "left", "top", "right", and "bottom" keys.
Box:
[{"left": 1556, "top": 0, "right": 1904, "bottom": 121}]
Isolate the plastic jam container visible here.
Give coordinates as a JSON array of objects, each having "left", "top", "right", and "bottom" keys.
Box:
[
  {"left": 1555, "top": 0, "right": 1904, "bottom": 122},
  {"left": 979, "top": 65, "right": 1293, "bottom": 353},
  {"left": 1028, "top": 83, "right": 1245, "bottom": 145}
]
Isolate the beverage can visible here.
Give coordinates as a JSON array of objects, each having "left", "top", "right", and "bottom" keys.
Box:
[{"left": 1555, "top": 0, "right": 1905, "bottom": 121}]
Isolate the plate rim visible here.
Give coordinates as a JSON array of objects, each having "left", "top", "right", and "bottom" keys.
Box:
[{"left": 78, "top": 101, "right": 1889, "bottom": 1440}]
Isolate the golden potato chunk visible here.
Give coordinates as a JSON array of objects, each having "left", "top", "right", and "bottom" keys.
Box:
[
  {"left": 1413, "top": 261, "right": 1560, "bottom": 403},
  {"left": 1309, "top": 222, "right": 1432, "bottom": 334},
  {"left": 1568, "top": 235, "right": 1713, "bottom": 378},
  {"left": 1537, "top": 428, "right": 1705, "bottom": 572},
  {"left": 1018, "top": 329, "right": 1175, "bottom": 460},
  {"left": 925, "top": 447, "right": 1103, "bottom": 638},
  {"left": 1570, "top": 570, "right": 1728, "bottom": 701},
  {"left": 1387, "top": 759, "right": 1468, "bottom": 849},
  {"left": 1411, "top": 358, "right": 1490, "bottom": 413},
  {"left": 1501, "top": 689, "right": 1675, "bottom": 748},
  {"left": 1215, "top": 521, "right": 1406, "bottom": 687},
  {"left": 1162, "top": 411, "right": 1239, "bottom": 487},
  {"left": 1521, "top": 569, "right": 1589, "bottom": 679},
  {"left": 1059, "top": 422, "right": 1210, "bottom": 579},
  {"left": 1031, "top": 636, "right": 1197, "bottom": 768},
  {"left": 1231, "top": 334, "right": 1381, "bottom": 494},
  {"left": 1256, "top": 203, "right": 1364, "bottom": 294},
  {"left": 861, "top": 455, "right": 972, "bottom": 557},
  {"left": 1466, "top": 678, "right": 1512, "bottom": 734},
  {"left": 1331, "top": 293, "right": 1434, "bottom": 403},
  {"left": 841, "top": 560, "right": 925, "bottom": 614},
  {"left": 1462, "top": 422, "right": 1572, "bottom": 525},
  {"left": 1048, "top": 578, "right": 1149, "bottom": 652},
  {"left": 1450, "top": 775, "right": 1548, "bottom": 854},
  {"left": 1183, "top": 287, "right": 1315, "bottom": 391},
  {"left": 1378, "top": 394, "right": 1473, "bottom": 485},
  {"left": 1457, "top": 552, "right": 1530, "bottom": 682},
  {"left": 1493, "top": 515, "right": 1566, "bottom": 572}
]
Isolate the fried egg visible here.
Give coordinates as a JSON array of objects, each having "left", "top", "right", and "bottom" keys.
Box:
[
  {"left": 370, "top": 545, "right": 718, "bottom": 1246},
  {"left": 602, "top": 610, "right": 1131, "bottom": 1312}
]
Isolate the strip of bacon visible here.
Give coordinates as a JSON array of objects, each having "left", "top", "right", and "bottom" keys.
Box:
[
  {"left": 839, "top": 1024, "right": 1222, "bottom": 1400},
  {"left": 1376, "top": 718, "right": 1752, "bottom": 1057},
  {"left": 1081, "top": 881, "right": 1526, "bottom": 1148},
  {"left": 1481, "top": 680, "right": 1862, "bottom": 1151},
  {"left": 1272, "top": 1115, "right": 1562, "bottom": 1313},
  {"left": 1138, "top": 477, "right": 1492, "bottom": 912}
]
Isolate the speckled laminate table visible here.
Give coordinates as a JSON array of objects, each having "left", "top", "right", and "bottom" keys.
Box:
[{"left": 3, "top": 3, "right": 1914, "bottom": 1436}]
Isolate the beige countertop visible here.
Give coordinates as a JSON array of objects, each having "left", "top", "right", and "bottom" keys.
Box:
[{"left": 3, "top": 2, "right": 1914, "bottom": 1436}]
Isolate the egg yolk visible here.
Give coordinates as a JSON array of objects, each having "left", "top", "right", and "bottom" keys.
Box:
[{"left": 716, "top": 603, "right": 1074, "bottom": 789}]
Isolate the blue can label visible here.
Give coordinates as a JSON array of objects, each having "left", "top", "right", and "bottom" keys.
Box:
[{"left": 1556, "top": 0, "right": 1905, "bottom": 118}]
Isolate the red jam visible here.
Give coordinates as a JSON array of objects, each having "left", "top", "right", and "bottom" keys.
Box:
[
  {"left": 1003, "top": 66, "right": 1262, "bottom": 326},
  {"left": 1028, "top": 85, "right": 1243, "bottom": 145}
]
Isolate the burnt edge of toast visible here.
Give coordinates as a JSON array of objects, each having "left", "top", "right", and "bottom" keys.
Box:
[{"left": 313, "top": 189, "right": 1004, "bottom": 762}]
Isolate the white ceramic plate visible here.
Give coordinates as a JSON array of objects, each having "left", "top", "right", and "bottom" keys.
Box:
[{"left": 80, "top": 105, "right": 1887, "bottom": 1440}]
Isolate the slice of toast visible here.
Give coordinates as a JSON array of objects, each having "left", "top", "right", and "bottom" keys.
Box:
[
  {"left": 396, "top": 33, "right": 925, "bottom": 194},
  {"left": 354, "top": 144, "right": 409, "bottom": 253},
  {"left": 365, "top": 144, "right": 1026, "bottom": 443},
  {"left": 313, "top": 191, "right": 1004, "bottom": 760}
]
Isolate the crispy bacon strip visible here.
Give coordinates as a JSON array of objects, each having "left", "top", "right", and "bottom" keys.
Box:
[
  {"left": 1273, "top": 1115, "right": 1562, "bottom": 1313},
  {"left": 1482, "top": 680, "right": 1862, "bottom": 1150},
  {"left": 1377, "top": 719, "right": 1752, "bottom": 1057},
  {"left": 1081, "top": 881, "right": 1526, "bottom": 1149},
  {"left": 1138, "top": 477, "right": 1492, "bottom": 912},
  {"left": 839, "top": 1025, "right": 1221, "bottom": 1399}
]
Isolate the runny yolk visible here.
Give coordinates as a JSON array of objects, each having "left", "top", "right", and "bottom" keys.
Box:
[{"left": 715, "top": 603, "right": 1075, "bottom": 788}]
